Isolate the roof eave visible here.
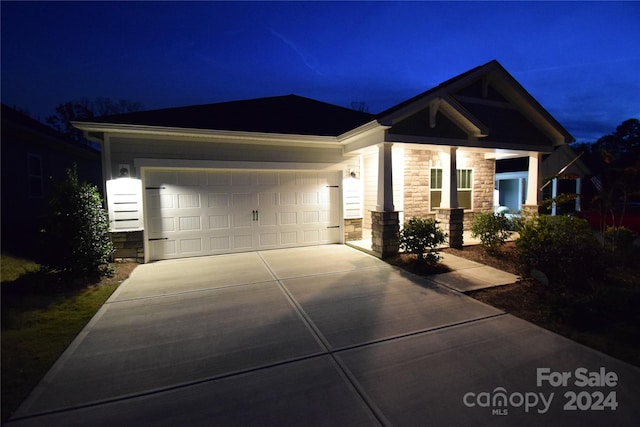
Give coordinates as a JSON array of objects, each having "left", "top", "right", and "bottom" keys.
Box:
[{"left": 71, "top": 121, "right": 341, "bottom": 146}]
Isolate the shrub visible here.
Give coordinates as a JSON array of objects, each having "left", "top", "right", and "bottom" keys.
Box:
[
  {"left": 398, "top": 217, "right": 447, "bottom": 264},
  {"left": 515, "top": 214, "right": 603, "bottom": 288},
  {"left": 470, "top": 212, "right": 513, "bottom": 252},
  {"left": 41, "top": 166, "right": 114, "bottom": 278},
  {"left": 604, "top": 226, "right": 638, "bottom": 266}
]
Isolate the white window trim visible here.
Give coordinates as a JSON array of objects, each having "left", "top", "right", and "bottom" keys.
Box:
[{"left": 429, "top": 167, "right": 474, "bottom": 212}]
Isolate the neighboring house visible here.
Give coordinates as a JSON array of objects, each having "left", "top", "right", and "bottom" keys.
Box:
[
  {"left": 73, "top": 60, "right": 574, "bottom": 262},
  {"left": 496, "top": 144, "right": 590, "bottom": 215},
  {"left": 1, "top": 104, "right": 101, "bottom": 257}
]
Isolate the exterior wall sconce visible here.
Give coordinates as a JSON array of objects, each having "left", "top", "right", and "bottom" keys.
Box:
[{"left": 118, "top": 164, "right": 131, "bottom": 177}]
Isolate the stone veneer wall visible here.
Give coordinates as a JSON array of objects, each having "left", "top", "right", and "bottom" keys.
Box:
[
  {"left": 344, "top": 218, "right": 363, "bottom": 241},
  {"left": 403, "top": 148, "right": 495, "bottom": 230},
  {"left": 110, "top": 231, "right": 144, "bottom": 263}
]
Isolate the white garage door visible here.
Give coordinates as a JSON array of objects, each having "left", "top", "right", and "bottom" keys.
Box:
[{"left": 144, "top": 169, "right": 342, "bottom": 260}]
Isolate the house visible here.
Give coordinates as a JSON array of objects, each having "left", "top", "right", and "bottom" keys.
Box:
[
  {"left": 72, "top": 60, "right": 574, "bottom": 262},
  {"left": 495, "top": 144, "right": 590, "bottom": 215},
  {"left": 1, "top": 104, "right": 102, "bottom": 257}
]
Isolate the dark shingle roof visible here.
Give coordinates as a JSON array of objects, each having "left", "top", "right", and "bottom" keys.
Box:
[{"left": 91, "top": 94, "right": 375, "bottom": 137}]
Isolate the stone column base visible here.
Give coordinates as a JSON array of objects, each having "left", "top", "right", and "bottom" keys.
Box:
[
  {"left": 344, "top": 218, "right": 363, "bottom": 241},
  {"left": 435, "top": 208, "right": 464, "bottom": 249},
  {"left": 521, "top": 205, "right": 540, "bottom": 219},
  {"left": 371, "top": 211, "right": 400, "bottom": 258},
  {"left": 110, "top": 230, "right": 144, "bottom": 263}
]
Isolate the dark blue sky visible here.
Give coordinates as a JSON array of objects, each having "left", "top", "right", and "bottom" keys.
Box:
[{"left": 2, "top": 1, "right": 639, "bottom": 142}]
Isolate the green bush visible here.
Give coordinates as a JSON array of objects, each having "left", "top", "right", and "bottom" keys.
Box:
[
  {"left": 41, "top": 166, "right": 114, "bottom": 278},
  {"left": 398, "top": 217, "right": 447, "bottom": 264},
  {"left": 470, "top": 212, "right": 513, "bottom": 252},
  {"left": 515, "top": 214, "right": 603, "bottom": 288},
  {"left": 604, "top": 226, "right": 638, "bottom": 266}
]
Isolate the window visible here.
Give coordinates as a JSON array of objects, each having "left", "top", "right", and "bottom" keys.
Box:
[
  {"left": 27, "top": 154, "right": 43, "bottom": 198},
  {"left": 457, "top": 169, "right": 473, "bottom": 209},
  {"left": 430, "top": 168, "right": 473, "bottom": 211},
  {"left": 430, "top": 169, "right": 442, "bottom": 211}
]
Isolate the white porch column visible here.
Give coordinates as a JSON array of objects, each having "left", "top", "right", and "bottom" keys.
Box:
[
  {"left": 551, "top": 177, "right": 558, "bottom": 216},
  {"left": 440, "top": 147, "right": 459, "bottom": 208},
  {"left": 376, "top": 142, "right": 394, "bottom": 211},
  {"left": 525, "top": 152, "right": 541, "bottom": 206}
]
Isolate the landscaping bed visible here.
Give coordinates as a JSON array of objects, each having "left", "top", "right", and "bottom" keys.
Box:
[{"left": 440, "top": 242, "right": 640, "bottom": 367}]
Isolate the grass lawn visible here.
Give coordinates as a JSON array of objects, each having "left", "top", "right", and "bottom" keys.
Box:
[{"left": 1, "top": 254, "right": 136, "bottom": 422}]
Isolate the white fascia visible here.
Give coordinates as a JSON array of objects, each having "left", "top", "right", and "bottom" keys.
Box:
[{"left": 71, "top": 121, "right": 342, "bottom": 148}]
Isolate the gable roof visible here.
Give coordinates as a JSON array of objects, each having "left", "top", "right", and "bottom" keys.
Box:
[
  {"left": 377, "top": 60, "right": 575, "bottom": 145},
  {"left": 76, "top": 60, "right": 573, "bottom": 148},
  {"left": 90, "top": 94, "right": 375, "bottom": 137}
]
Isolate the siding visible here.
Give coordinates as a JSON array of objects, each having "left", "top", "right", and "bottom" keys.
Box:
[{"left": 109, "top": 136, "right": 349, "bottom": 179}]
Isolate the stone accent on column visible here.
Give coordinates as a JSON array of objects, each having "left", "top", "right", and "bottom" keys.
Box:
[
  {"left": 110, "top": 231, "right": 144, "bottom": 263},
  {"left": 371, "top": 211, "right": 400, "bottom": 258},
  {"left": 521, "top": 205, "right": 540, "bottom": 219},
  {"left": 435, "top": 208, "right": 464, "bottom": 249},
  {"left": 344, "top": 218, "right": 363, "bottom": 241}
]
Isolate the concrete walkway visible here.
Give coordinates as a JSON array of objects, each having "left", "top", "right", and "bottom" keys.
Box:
[
  {"left": 436, "top": 252, "right": 520, "bottom": 292},
  {"left": 8, "top": 245, "right": 640, "bottom": 426}
]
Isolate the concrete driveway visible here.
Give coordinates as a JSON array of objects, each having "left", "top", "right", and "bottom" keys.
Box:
[{"left": 9, "top": 245, "right": 640, "bottom": 426}]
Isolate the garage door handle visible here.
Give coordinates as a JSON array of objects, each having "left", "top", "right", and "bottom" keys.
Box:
[
  {"left": 252, "top": 210, "right": 259, "bottom": 221},
  {"left": 149, "top": 237, "right": 169, "bottom": 241}
]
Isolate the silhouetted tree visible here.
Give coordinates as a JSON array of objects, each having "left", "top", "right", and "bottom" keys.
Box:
[
  {"left": 47, "top": 97, "right": 143, "bottom": 144},
  {"left": 593, "top": 118, "right": 640, "bottom": 168},
  {"left": 349, "top": 101, "right": 369, "bottom": 113},
  {"left": 572, "top": 119, "right": 640, "bottom": 242}
]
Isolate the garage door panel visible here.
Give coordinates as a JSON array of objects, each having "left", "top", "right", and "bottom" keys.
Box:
[
  {"left": 210, "top": 236, "right": 231, "bottom": 251},
  {"left": 150, "top": 217, "right": 175, "bottom": 233},
  {"left": 234, "top": 235, "right": 254, "bottom": 249},
  {"left": 231, "top": 172, "right": 254, "bottom": 186},
  {"left": 176, "top": 170, "right": 202, "bottom": 186},
  {"left": 233, "top": 212, "right": 253, "bottom": 228},
  {"left": 177, "top": 193, "right": 200, "bottom": 209},
  {"left": 206, "top": 171, "right": 231, "bottom": 186},
  {"left": 207, "top": 193, "right": 229, "bottom": 208},
  {"left": 303, "top": 229, "right": 320, "bottom": 243},
  {"left": 209, "top": 215, "right": 230, "bottom": 230},
  {"left": 258, "top": 192, "right": 277, "bottom": 207},
  {"left": 145, "top": 169, "right": 341, "bottom": 260},
  {"left": 303, "top": 211, "right": 319, "bottom": 224},
  {"left": 279, "top": 212, "right": 297, "bottom": 225},
  {"left": 178, "top": 216, "right": 201, "bottom": 231},
  {"left": 257, "top": 172, "right": 278, "bottom": 186},
  {"left": 180, "top": 238, "right": 203, "bottom": 253},
  {"left": 259, "top": 212, "right": 277, "bottom": 226},
  {"left": 259, "top": 232, "right": 279, "bottom": 247},
  {"left": 150, "top": 240, "right": 177, "bottom": 257},
  {"left": 148, "top": 194, "right": 174, "bottom": 210},
  {"left": 279, "top": 192, "right": 297, "bottom": 205},
  {"left": 147, "top": 171, "right": 177, "bottom": 186}
]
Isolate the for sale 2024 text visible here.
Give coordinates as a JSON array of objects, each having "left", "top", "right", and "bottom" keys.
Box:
[{"left": 462, "top": 367, "right": 618, "bottom": 416}]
